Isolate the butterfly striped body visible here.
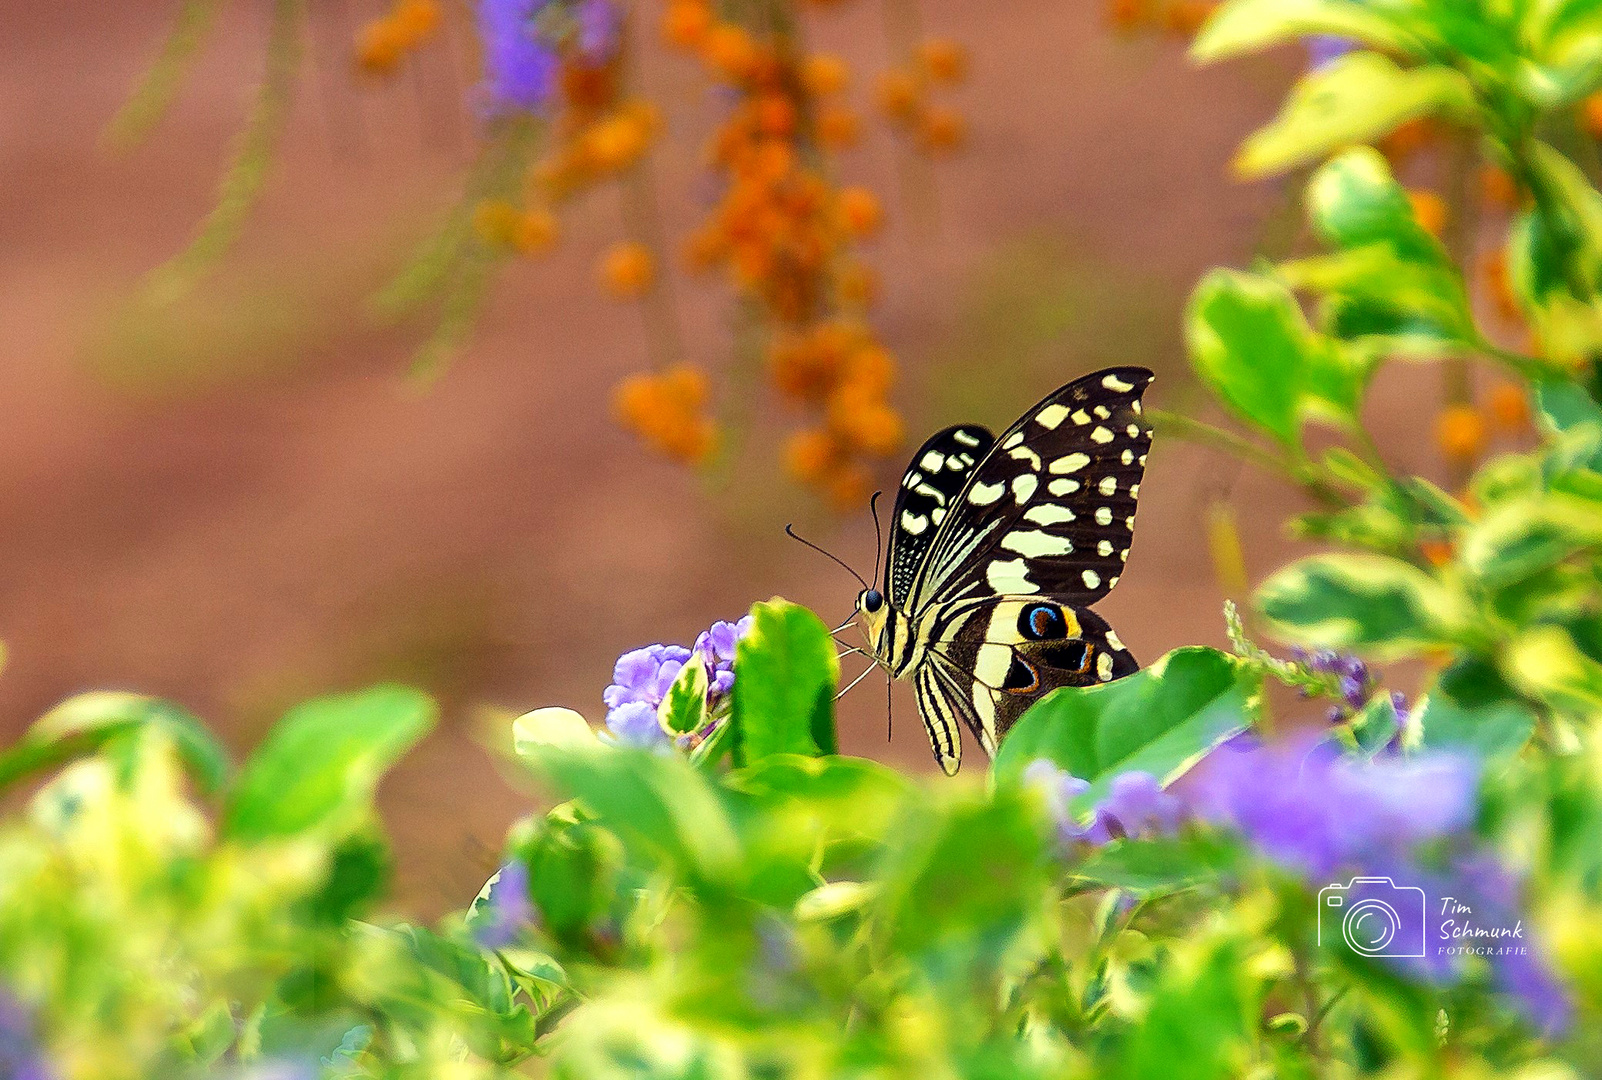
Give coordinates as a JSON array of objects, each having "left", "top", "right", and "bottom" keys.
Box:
[{"left": 857, "top": 367, "right": 1154, "bottom": 774}]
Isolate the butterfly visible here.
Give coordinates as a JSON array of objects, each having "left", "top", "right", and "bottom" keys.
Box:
[{"left": 854, "top": 367, "right": 1154, "bottom": 775}]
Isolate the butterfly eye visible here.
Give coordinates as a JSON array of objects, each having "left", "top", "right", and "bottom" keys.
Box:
[{"left": 861, "top": 589, "right": 885, "bottom": 613}]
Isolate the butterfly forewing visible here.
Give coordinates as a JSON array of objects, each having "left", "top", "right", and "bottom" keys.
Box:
[
  {"left": 884, "top": 424, "right": 994, "bottom": 606},
  {"left": 908, "top": 367, "right": 1154, "bottom": 613}
]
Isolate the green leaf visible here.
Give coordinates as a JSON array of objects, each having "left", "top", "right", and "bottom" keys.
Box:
[
  {"left": 1256, "top": 554, "right": 1475, "bottom": 658},
  {"left": 1232, "top": 53, "right": 1473, "bottom": 178},
  {"left": 1, "top": 692, "right": 230, "bottom": 795},
  {"left": 512, "top": 707, "right": 600, "bottom": 755},
  {"left": 1114, "top": 937, "right": 1252, "bottom": 1080},
  {"left": 1459, "top": 493, "right": 1602, "bottom": 588},
  {"left": 225, "top": 685, "right": 435, "bottom": 841},
  {"left": 993, "top": 647, "right": 1254, "bottom": 807},
  {"left": 874, "top": 787, "right": 1047, "bottom": 954},
  {"left": 658, "top": 654, "right": 710, "bottom": 736},
  {"left": 1502, "top": 625, "right": 1602, "bottom": 714},
  {"left": 1072, "top": 836, "right": 1238, "bottom": 892},
  {"left": 1417, "top": 667, "right": 1536, "bottom": 762},
  {"left": 731, "top": 598, "right": 839, "bottom": 764},
  {"left": 1187, "top": 269, "right": 1369, "bottom": 446},
  {"left": 518, "top": 741, "right": 740, "bottom": 882},
  {"left": 1535, "top": 378, "right": 1602, "bottom": 433},
  {"left": 1191, "top": 0, "right": 1426, "bottom": 64},
  {"left": 1306, "top": 147, "right": 1445, "bottom": 262}
]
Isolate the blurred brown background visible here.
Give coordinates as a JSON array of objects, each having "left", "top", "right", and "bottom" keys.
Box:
[{"left": 1, "top": 0, "right": 1443, "bottom": 912}]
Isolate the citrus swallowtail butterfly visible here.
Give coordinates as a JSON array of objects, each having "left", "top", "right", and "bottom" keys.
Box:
[{"left": 856, "top": 366, "right": 1153, "bottom": 775}]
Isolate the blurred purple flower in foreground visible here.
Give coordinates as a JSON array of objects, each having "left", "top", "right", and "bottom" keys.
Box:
[
  {"left": 476, "top": 0, "right": 558, "bottom": 114},
  {"left": 0, "top": 988, "right": 50, "bottom": 1080},
  {"left": 1184, "top": 734, "right": 1477, "bottom": 878},
  {"left": 602, "top": 616, "right": 754, "bottom": 746},
  {"left": 1024, "top": 762, "right": 1183, "bottom": 846},
  {"left": 1307, "top": 35, "right": 1354, "bottom": 68},
  {"left": 473, "top": 859, "right": 535, "bottom": 949}
]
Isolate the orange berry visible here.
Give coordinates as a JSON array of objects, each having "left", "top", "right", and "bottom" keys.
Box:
[
  {"left": 837, "top": 263, "right": 880, "bottom": 309},
  {"left": 472, "top": 198, "right": 522, "bottom": 247},
  {"left": 815, "top": 105, "right": 862, "bottom": 148},
  {"left": 1583, "top": 92, "right": 1602, "bottom": 139},
  {"left": 838, "top": 187, "right": 884, "bottom": 237},
  {"left": 918, "top": 106, "right": 967, "bottom": 154},
  {"left": 581, "top": 103, "right": 657, "bottom": 172},
  {"left": 785, "top": 427, "right": 840, "bottom": 484},
  {"left": 770, "top": 335, "right": 844, "bottom": 401},
  {"left": 390, "top": 0, "right": 441, "bottom": 46},
  {"left": 754, "top": 94, "right": 797, "bottom": 137},
  {"left": 512, "top": 209, "right": 559, "bottom": 254},
  {"left": 1162, "top": 0, "right": 1215, "bottom": 35},
  {"left": 600, "top": 241, "right": 656, "bottom": 298},
  {"left": 1106, "top": 0, "right": 1145, "bottom": 29},
  {"left": 802, "top": 53, "right": 850, "bottom": 96},
  {"left": 1435, "top": 404, "right": 1487, "bottom": 462},
  {"left": 702, "top": 23, "right": 760, "bottom": 83},
  {"left": 875, "top": 69, "right": 922, "bottom": 123},
  {"left": 1488, "top": 382, "right": 1531, "bottom": 432},
  {"left": 683, "top": 226, "right": 727, "bottom": 271},
  {"left": 661, "top": 1, "right": 712, "bottom": 49},
  {"left": 830, "top": 391, "right": 904, "bottom": 455},
  {"left": 1479, "top": 164, "right": 1519, "bottom": 210},
  {"left": 1407, "top": 189, "right": 1448, "bottom": 238},
  {"left": 355, "top": 18, "right": 408, "bottom": 75},
  {"left": 1419, "top": 538, "right": 1454, "bottom": 567},
  {"left": 840, "top": 343, "right": 895, "bottom": 394},
  {"left": 1481, "top": 251, "right": 1522, "bottom": 322},
  {"left": 917, "top": 39, "right": 968, "bottom": 84},
  {"left": 1380, "top": 117, "right": 1435, "bottom": 163}
]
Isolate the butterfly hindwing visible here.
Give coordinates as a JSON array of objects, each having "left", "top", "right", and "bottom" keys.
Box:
[
  {"left": 908, "top": 367, "right": 1154, "bottom": 612},
  {"left": 916, "top": 597, "right": 1138, "bottom": 773},
  {"left": 885, "top": 424, "right": 995, "bottom": 606}
]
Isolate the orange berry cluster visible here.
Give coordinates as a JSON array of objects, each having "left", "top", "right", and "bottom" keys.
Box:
[
  {"left": 355, "top": 0, "right": 442, "bottom": 76},
  {"left": 1104, "top": 0, "right": 1218, "bottom": 36},
  {"left": 661, "top": 1, "right": 906, "bottom": 505},
  {"left": 874, "top": 39, "right": 970, "bottom": 156},
  {"left": 1434, "top": 383, "right": 1531, "bottom": 464},
  {"left": 614, "top": 364, "right": 718, "bottom": 463}
]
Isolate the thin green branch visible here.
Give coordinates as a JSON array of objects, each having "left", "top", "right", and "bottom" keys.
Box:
[
  {"left": 1147, "top": 408, "right": 1344, "bottom": 507},
  {"left": 106, "top": 0, "right": 230, "bottom": 151}
]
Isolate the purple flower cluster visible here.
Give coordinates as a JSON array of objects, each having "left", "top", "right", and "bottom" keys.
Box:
[
  {"left": 475, "top": 0, "right": 619, "bottom": 115},
  {"left": 1025, "top": 762, "right": 1184, "bottom": 846},
  {"left": 473, "top": 859, "right": 535, "bottom": 949},
  {"left": 1184, "top": 734, "right": 1476, "bottom": 878},
  {"left": 602, "top": 616, "right": 753, "bottom": 747},
  {"left": 0, "top": 988, "right": 50, "bottom": 1080}
]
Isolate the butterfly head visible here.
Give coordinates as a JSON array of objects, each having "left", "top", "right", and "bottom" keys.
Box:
[{"left": 856, "top": 587, "right": 889, "bottom": 641}]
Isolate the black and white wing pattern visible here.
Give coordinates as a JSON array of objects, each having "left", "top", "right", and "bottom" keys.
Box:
[
  {"left": 871, "top": 367, "right": 1154, "bottom": 776},
  {"left": 907, "top": 367, "right": 1154, "bottom": 614}
]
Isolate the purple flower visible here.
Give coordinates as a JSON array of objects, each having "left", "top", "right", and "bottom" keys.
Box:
[
  {"left": 1307, "top": 35, "right": 1354, "bottom": 68},
  {"left": 1024, "top": 762, "right": 1183, "bottom": 846},
  {"left": 474, "top": 860, "right": 536, "bottom": 948},
  {"left": 575, "top": 0, "right": 620, "bottom": 61},
  {"left": 0, "top": 988, "right": 50, "bottom": 1080},
  {"left": 1183, "top": 736, "right": 1477, "bottom": 878},
  {"left": 695, "top": 615, "right": 753, "bottom": 703},
  {"left": 477, "top": 0, "right": 559, "bottom": 114},
  {"left": 602, "top": 617, "right": 753, "bottom": 746}
]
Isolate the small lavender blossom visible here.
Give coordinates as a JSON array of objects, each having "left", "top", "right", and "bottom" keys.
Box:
[
  {"left": 477, "top": 0, "right": 559, "bottom": 114},
  {"left": 474, "top": 859, "right": 535, "bottom": 949},
  {"left": 695, "top": 615, "right": 754, "bottom": 700},
  {"left": 1024, "top": 761, "right": 1183, "bottom": 846},
  {"left": 0, "top": 988, "right": 50, "bottom": 1080},
  {"left": 603, "top": 643, "right": 692, "bottom": 747},
  {"left": 1307, "top": 35, "right": 1355, "bottom": 68}
]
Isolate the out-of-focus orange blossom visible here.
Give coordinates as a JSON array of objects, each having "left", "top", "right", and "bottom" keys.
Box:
[
  {"left": 1488, "top": 382, "right": 1532, "bottom": 432},
  {"left": 1480, "top": 251, "right": 1523, "bottom": 322},
  {"left": 875, "top": 69, "right": 923, "bottom": 123},
  {"left": 816, "top": 106, "right": 863, "bottom": 148},
  {"left": 1379, "top": 117, "right": 1437, "bottom": 164},
  {"left": 1583, "top": 92, "right": 1602, "bottom": 139},
  {"left": 918, "top": 39, "right": 968, "bottom": 84},
  {"left": 614, "top": 365, "right": 718, "bottom": 464},
  {"left": 1420, "top": 538, "right": 1454, "bottom": 567},
  {"left": 1407, "top": 189, "right": 1448, "bottom": 238},
  {"left": 802, "top": 54, "right": 851, "bottom": 96},
  {"left": 838, "top": 187, "right": 884, "bottom": 237},
  {"left": 512, "top": 209, "right": 559, "bottom": 255},
  {"left": 918, "top": 106, "right": 968, "bottom": 154},
  {"left": 600, "top": 241, "right": 656, "bottom": 298},
  {"left": 661, "top": 0, "right": 713, "bottom": 49},
  {"left": 1161, "top": 0, "right": 1217, "bottom": 35},
  {"left": 1435, "top": 404, "right": 1487, "bottom": 462},
  {"left": 1105, "top": 0, "right": 1147, "bottom": 30},
  {"left": 355, "top": 0, "right": 441, "bottom": 74},
  {"left": 1479, "top": 164, "right": 1520, "bottom": 210}
]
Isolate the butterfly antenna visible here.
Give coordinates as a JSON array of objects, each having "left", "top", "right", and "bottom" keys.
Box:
[
  {"left": 869, "top": 490, "right": 885, "bottom": 587},
  {"left": 886, "top": 669, "right": 893, "bottom": 744},
  {"left": 785, "top": 524, "right": 869, "bottom": 590}
]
